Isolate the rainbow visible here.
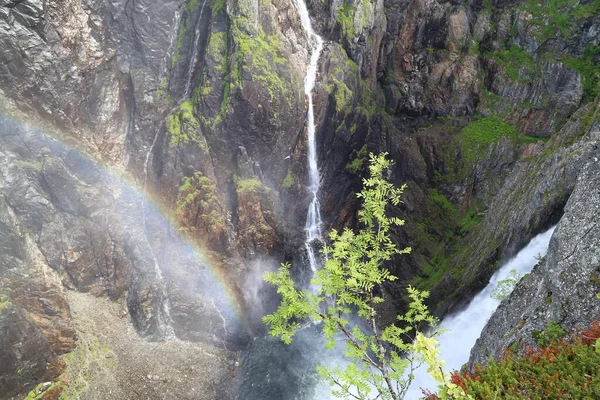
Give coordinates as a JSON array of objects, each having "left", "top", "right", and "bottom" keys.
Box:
[{"left": 0, "top": 110, "right": 246, "bottom": 331}]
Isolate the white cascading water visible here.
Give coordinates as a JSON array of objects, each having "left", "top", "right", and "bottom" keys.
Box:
[
  {"left": 139, "top": 7, "right": 187, "bottom": 338},
  {"left": 160, "top": 8, "right": 182, "bottom": 79},
  {"left": 142, "top": 134, "right": 177, "bottom": 340},
  {"left": 405, "top": 226, "right": 556, "bottom": 398},
  {"left": 184, "top": 0, "right": 208, "bottom": 97},
  {"left": 294, "top": 0, "right": 325, "bottom": 272}
]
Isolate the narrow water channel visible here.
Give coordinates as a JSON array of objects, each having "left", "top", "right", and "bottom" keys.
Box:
[{"left": 405, "top": 226, "right": 556, "bottom": 398}]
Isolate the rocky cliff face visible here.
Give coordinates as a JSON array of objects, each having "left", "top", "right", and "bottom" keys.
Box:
[
  {"left": 0, "top": 116, "right": 241, "bottom": 397},
  {"left": 470, "top": 145, "right": 600, "bottom": 367},
  {"left": 0, "top": 0, "right": 599, "bottom": 396}
]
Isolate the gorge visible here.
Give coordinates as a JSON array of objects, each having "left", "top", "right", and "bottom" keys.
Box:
[
  {"left": 0, "top": 0, "right": 599, "bottom": 398},
  {"left": 406, "top": 226, "right": 556, "bottom": 398}
]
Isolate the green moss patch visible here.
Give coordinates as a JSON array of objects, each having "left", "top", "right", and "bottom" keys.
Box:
[
  {"left": 230, "top": 0, "right": 296, "bottom": 108},
  {"left": 345, "top": 144, "right": 368, "bottom": 174},
  {"left": 411, "top": 189, "right": 483, "bottom": 292},
  {"left": 236, "top": 178, "right": 267, "bottom": 194},
  {"left": 459, "top": 116, "right": 519, "bottom": 160},
  {"left": 437, "top": 115, "right": 545, "bottom": 183},
  {"left": 282, "top": 170, "right": 295, "bottom": 189},
  {"left": 0, "top": 294, "right": 12, "bottom": 315},
  {"left": 166, "top": 101, "right": 203, "bottom": 147},
  {"left": 172, "top": 0, "right": 203, "bottom": 67},
  {"left": 335, "top": 0, "right": 373, "bottom": 42},
  {"left": 487, "top": 45, "right": 536, "bottom": 82},
  {"left": 562, "top": 46, "right": 600, "bottom": 103},
  {"left": 176, "top": 172, "right": 224, "bottom": 232},
  {"left": 327, "top": 80, "right": 353, "bottom": 114},
  {"left": 522, "top": 0, "right": 600, "bottom": 41},
  {"left": 60, "top": 336, "right": 117, "bottom": 399},
  {"left": 24, "top": 381, "right": 66, "bottom": 400}
]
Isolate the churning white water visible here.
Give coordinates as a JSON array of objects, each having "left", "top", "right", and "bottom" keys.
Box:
[
  {"left": 293, "top": 0, "right": 325, "bottom": 272},
  {"left": 405, "top": 226, "right": 556, "bottom": 398}
]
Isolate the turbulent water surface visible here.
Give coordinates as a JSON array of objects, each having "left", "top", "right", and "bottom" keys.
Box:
[{"left": 235, "top": 326, "right": 324, "bottom": 400}]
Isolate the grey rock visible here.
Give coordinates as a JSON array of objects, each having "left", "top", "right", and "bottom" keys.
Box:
[
  {"left": 0, "top": 0, "right": 599, "bottom": 396},
  {"left": 431, "top": 103, "right": 600, "bottom": 314},
  {"left": 470, "top": 151, "right": 600, "bottom": 367},
  {"left": 0, "top": 292, "right": 60, "bottom": 399}
]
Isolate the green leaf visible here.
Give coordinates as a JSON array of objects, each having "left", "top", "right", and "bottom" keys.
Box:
[{"left": 262, "top": 153, "right": 459, "bottom": 399}]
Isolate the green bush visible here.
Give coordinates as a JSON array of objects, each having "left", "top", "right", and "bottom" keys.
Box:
[
  {"left": 532, "top": 321, "right": 566, "bottom": 347},
  {"left": 457, "top": 116, "right": 520, "bottom": 165},
  {"left": 443, "top": 321, "right": 600, "bottom": 399}
]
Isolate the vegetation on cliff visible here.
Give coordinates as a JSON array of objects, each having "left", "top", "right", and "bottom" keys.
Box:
[
  {"left": 176, "top": 172, "right": 224, "bottom": 235},
  {"left": 166, "top": 101, "right": 202, "bottom": 146},
  {"left": 427, "top": 321, "right": 600, "bottom": 399}
]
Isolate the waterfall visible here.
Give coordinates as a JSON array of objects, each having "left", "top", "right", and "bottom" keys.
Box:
[
  {"left": 294, "top": 0, "right": 325, "bottom": 272},
  {"left": 235, "top": 8, "right": 328, "bottom": 398},
  {"left": 141, "top": 0, "right": 208, "bottom": 338},
  {"left": 184, "top": 0, "right": 208, "bottom": 97},
  {"left": 160, "top": 8, "right": 183, "bottom": 79},
  {"left": 405, "top": 226, "right": 556, "bottom": 398},
  {"left": 144, "top": 4, "right": 187, "bottom": 339},
  {"left": 142, "top": 133, "right": 177, "bottom": 340}
]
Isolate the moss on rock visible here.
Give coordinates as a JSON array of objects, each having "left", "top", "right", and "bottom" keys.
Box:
[{"left": 166, "top": 101, "right": 203, "bottom": 147}]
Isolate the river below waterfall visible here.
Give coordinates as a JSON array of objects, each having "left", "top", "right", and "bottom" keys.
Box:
[
  {"left": 236, "top": 227, "right": 556, "bottom": 400},
  {"left": 235, "top": 326, "right": 324, "bottom": 400}
]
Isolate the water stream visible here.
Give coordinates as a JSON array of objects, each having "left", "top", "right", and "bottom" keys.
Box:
[
  {"left": 405, "top": 226, "right": 556, "bottom": 398},
  {"left": 160, "top": 8, "right": 183, "bottom": 79},
  {"left": 184, "top": 0, "right": 208, "bottom": 97},
  {"left": 141, "top": 132, "right": 177, "bottom": 339},
  {"left": 236, "top": 3, "right": 328, "bottom": 397},
  {"left": 139, "top": 0, "right": 203, "bottom": 338},
  {"left": 294, "top": 0, "right": 325, "bottom": 273}
]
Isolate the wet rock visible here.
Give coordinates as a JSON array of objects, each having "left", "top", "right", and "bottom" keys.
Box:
[
  {"left": 430, "top": 103, "right": 600, "bottom": 314},
  {"left": 234, "top": 149, "right": 279, "bottom": 256},
  {"left": 0, "top": 291, "right": 63, "bottom": 399},
  {"left": 447, "top": 8, "right": 469, "bottom": 53},
  {"left": 0, "top": 0, "right": 599, "bottom": 396},
  {"left": 236, "top": 183, "right": 279, "bottom": 257}
]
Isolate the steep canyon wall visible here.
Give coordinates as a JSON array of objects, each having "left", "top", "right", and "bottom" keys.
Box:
[{"left": 0, "top": 0, "right": 599, "bottom": 396}]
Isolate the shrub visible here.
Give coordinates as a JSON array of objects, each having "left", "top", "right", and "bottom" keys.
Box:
[{"left": 447, "top": 320, "right": 600, "bottom": 399}]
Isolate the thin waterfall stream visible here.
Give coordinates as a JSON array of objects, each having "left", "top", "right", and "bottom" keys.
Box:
[
  {"left": 160, "top": 8, "right": 182, "bottom": 79},
  {"left": 184, "top": 0, "right": 208, "bottom": 97},
  {"left": 294, "top": 0, "right": 325, "bottom": 273},
  {"left": 235, "top": 3, "right": 328, "bottom": 398},
  {"left": 142, "top": 132, "right": 177, "bottom": 339},
  {"left": 136, "top": 3, "right": 196, "bottom": 339}
]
